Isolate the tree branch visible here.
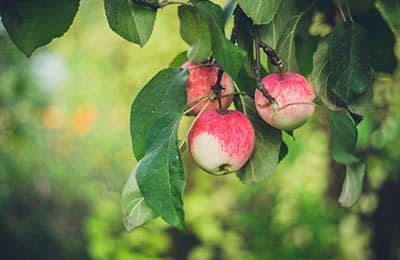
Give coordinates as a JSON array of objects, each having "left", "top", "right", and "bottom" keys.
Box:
[
  {"left": 254, "top": 36, "right": 278, "bottom": 106},
  {"left": 253, "top": 26, "right": 284, "bottom": 72},
  {"left": 210, "top": 5, "right": 244, "bottom": 114}
]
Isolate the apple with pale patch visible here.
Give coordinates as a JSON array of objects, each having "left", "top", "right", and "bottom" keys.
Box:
[
  {"left": 183, "top": 61, "right": 234, "bottom": 115},
  {"left": 255, "top": 72, "right": 315, "bottom": 131},
  {"left": 188, "top": 110, "right": 255, "bottom": 175}
]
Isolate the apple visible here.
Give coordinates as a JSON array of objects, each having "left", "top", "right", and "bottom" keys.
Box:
[
  {"left": 183, "top": 61, "right": 234, "bottom": 115},
  {"left": 188, "top": 110, "right": 255, "bottom": 175},
  {"left": 254, "top": 72, "right": 315, "bottom": 131}
]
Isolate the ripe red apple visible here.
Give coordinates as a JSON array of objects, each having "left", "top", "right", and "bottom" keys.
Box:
[
  {"left": 188, "top": 110, "right": 255, "bottom": 175},
  {"left": 183, "top": 61, "right": 234, "bottom": 115},
  {"left": 254, "top": 72, "right": 315, "bottom": 131}
]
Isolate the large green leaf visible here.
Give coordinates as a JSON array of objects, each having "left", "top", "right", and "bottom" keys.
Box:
[
  {"left": 131, "top": 68, "right": 188, "bottom": 229},
  {"left": 0, "top": 0, "right": 79, "bottom": 56},
  {"left": 376, "top": 0, "right": 400, "bottom": 38},
  {"left": 338, "top": 163, "right": 366, "bottom": 208},
  {"left": 259, "top": 0, "right": 296, "bottom": 49},
  {"left": 104, "top": 0, "right": 156, "bottom": 47},
  {"left": 195, "top": 0, "right": 246, "bottom": 78},
  {"left": 296, "top": 34, "right": 319, "bottom": 76},
  {"left": 329, "top": 22, "right": 373, "bottom": 104},
  {"left": 130, "top": 68, "right": 188, "bottom": 160},
  {"left": 356, "top": 8, "right": 396, "bottom": 73},
  {"left": 312, "top": 36, "right": 342, "bottom": 111},
  {"left": 122, "top": 167, "right": 158, "bottom": 232},
  {"left": 237, "top": 0, "right": 282, "bottom": 25},
  {"left": 235, "top": 62, "right": 257, "bottom": 95},
  {"left": 236, "top": 97, "right": 282, "bottom": 184},
  {"left": 275, "top": 1, "right": 315, "bottom": 72},
  {"left": 325, "top": 109, "right": 359, "bottom": 165},
  {"left": 178, "top": 5, "right": 211, "bottom": 62},
  {"left": 312, "top": 35, "right": 372, "bottom": 116}
]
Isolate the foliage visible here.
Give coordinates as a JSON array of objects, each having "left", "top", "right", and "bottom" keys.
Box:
[{"left": 1, "top": 0, "right": 400, "bottom": 259}]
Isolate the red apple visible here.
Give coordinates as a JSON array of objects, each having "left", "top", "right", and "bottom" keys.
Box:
[
  {"left": 183, "top": 61, "right": 234, "bottom": 115},
  {"left": 255, "top": 72, "right": 315, "bottom": 131},
  {"left": 188, "top": 110, "right": 255, "bottom": 175}
]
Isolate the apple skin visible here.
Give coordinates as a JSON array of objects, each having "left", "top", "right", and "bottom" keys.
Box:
[
  {"left": 183, "top": 61, "right": 234, "bottom": 115},
  {"left": 188, "top": 110, "right": 255, "bottom": 175},
  {"left": 254, "top": 72, "right": 315, "bottom": 131}
]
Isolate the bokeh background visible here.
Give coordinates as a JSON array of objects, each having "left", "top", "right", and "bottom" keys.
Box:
[{"left": 1, "top": 1, "right": 400, "bottom": 259}]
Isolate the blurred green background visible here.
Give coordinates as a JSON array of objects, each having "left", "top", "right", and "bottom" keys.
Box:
[{"left": 1, "top": 1, "right": 400, "bottom": 259}]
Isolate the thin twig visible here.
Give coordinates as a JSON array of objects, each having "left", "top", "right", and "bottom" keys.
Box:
[
  {"left": 179, "top": 100, "right": 211, "bottom": 151},
  {"left": 344, "top": 0, "right": 354, "bottom": 22},
  {"left": 184, "top": 95, "right": 211, "bottom": 115},
  {"left": 337, "top": 0, "right": 347, "bottom": 22},
  {"left": 132, "top": 0, "right": 188, "bottom": 9},
  {"left": 277, "top": 102, "right": 316, "bottom": 112},
  {"left": 233, "top": 84, "right": 247, "bottom": 115},
  {"left": 220, "top": 91, "right": 248, "bottom": 99}
]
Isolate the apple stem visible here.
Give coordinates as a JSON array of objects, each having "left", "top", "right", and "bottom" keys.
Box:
[{"left": 279, "top": 66, "right": 284, "bottom": 81}]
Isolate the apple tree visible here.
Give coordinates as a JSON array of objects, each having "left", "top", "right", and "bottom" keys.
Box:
[{"left": 0, "top": 0, "right": 399, "bottom": 231}]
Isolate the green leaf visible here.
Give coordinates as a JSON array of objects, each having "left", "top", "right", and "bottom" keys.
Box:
[
  {"left": 312, "top": 35, "right": 372, "bottom": 116},
  {"left": 131, "top": 68, "right": 188, "bottom": 229},
  {"left": 338, "top": 163, "right": 366, "bottom": 208},
  {"left": 0, "top": 0, "right": 79, "bottom": 56},
  {"left": 347, "top": 84, "right": 373, "bottom": 116},
  {"left": 169, "top": 51, "right": 188, "bottom": 68},
  {"left": 122, "top": 167, "right": 158, "bottom": 232},
  {"left": 296, "top": 34, "right": 319, "bottom": 76},
  {"left": 376, "top": 0, "right": 400, "bottom": 38},
  {"left": 178, "top": 5, "right": 211, "bottom": 62},
  {"left": 276, "top": 1, "right": 315, "bottom": 72},
  {"left": 329, "top": 22, "right": 373, "bottom": 104},
  {"left": 259, "top": 0, "right": 296, "bottom": 49},
  {"left": 237, "top": 0, "right": 282, "bottom": 25},
  {"left": 325, "top": 109, "right": 359, "bottom": 165},
  {"left": 222, "top": 0, "right": 236, "bottom": 24},
  {"left": 356, "top": 8, "right": 396, "bottom": 73},
  {"left": 312, "top": 36, "right": 342, "bottom": 111},
  {"left": 235, "top": 62, "right": 257, "bottom": 94},
  {"left": 104, "top": 0, "right": 156, "bottom": 47},
  {"left": 130, "top": 68, "right": 188, "bottom": 160},
  {"left": 236, "top": 97, "right": 282, "bottom": 184},
  {"left": 195, "top": 0, "right": 246, "bottom": 78}
]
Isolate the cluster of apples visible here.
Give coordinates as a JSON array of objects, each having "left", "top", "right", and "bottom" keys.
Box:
[{"left": 183, "top": 61, "right": 315, "bottom": 175}]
